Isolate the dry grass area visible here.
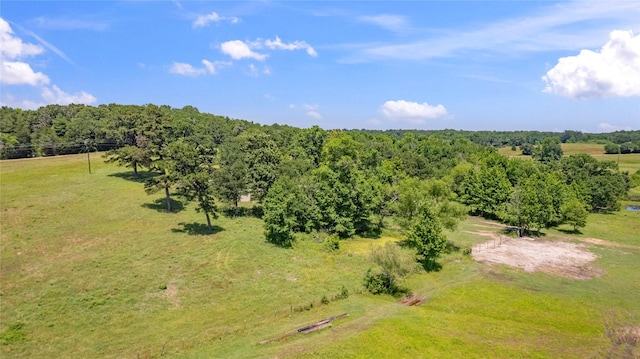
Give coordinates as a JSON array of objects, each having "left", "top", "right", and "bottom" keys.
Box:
[{"left": 472, "top": 237, "right": 601, "bottom": 279}]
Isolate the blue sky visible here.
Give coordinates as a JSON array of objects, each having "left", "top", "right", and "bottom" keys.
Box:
[{"left": 1, "top": 1, "right": 639, "bottom": 132}]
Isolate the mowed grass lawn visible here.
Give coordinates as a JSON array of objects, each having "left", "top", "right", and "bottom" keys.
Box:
[{"left": 1, "top": 153, "right": 639, "bottom": 358}]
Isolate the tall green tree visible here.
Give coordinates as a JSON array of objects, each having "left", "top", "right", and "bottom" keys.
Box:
[
  {"left": 263, "top": 177, "right": 298, "bottom": 247},
  {"left": 171, "top": 142, "right": 218, "bottom": 231},
  {"left": 213, "top": 138, "right": 249, "bottom": 210},
  {"left": 406, "top": 207, "right": 447, "bottom": 271}
]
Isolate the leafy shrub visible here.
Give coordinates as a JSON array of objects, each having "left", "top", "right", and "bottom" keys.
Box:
[
  {"left": 323, "top": 234, "right": 340, "bottom": 252},
  {"left": 321, "top": 295, "right": 330, "bottom": 305},
  {"left": 604, "top": 142, "right": 620, "bottom": 154},
  {"left": 364, "top": 269, "right": 391, "bottom": 295}
]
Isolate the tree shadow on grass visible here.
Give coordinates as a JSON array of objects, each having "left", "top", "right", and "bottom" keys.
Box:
[
  {"left": 108, "top": 171, "right": 157, "bottom": 182},
  {"left": 171, "top": 222, "right": 224, "bottom": 236},
  {"left": 141, "top": 197, "right": 185, "bottom": 213},
  {"left": 558, "top": 228, "right": 583, "bottom": 235}
]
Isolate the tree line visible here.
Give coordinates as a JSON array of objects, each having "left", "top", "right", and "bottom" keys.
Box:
[{"left": 0, "top": 104, "right": 634, "bottom": 272}]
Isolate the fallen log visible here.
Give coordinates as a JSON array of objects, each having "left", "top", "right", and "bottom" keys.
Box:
[{"left": 259, "top": 313, "right": 348, "bottom": 345}]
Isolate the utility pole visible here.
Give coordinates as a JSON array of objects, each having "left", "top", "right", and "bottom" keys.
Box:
[{"left": 84, "top": 140, "right": 92, "bottom": 174}]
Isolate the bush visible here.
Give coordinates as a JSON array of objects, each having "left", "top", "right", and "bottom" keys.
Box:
[
  {"left": 604, "top": 142, "right": 620, "bottom": 154},
  {"left": 323, "top": 234, "right": 340, "bottom": 252},
  {"left": 364, "top": 269, "right": 391, "bottom": 295}
]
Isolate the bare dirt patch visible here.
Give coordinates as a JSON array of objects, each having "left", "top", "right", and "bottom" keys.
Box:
[
  {"left": 472, "top": 237, "right": 601, "bottom": 279},
  {"left": 147, "top": 281, "right": 181, "bottom": 308}
]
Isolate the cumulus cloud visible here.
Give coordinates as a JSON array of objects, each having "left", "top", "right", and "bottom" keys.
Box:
[
  {"left": 1, "top": 60, "right": 49, "bottom": 85},
  {"left": 0, "top": 18, "right": 44, "bottom": 59},
  {"left": 543, "top": 30, "right": 640, "bottom": 98},
  {"left": 380, "top": 100, "right": 448, "bottom": 123},
  {"left": 264, "top": 36, "right": 317, "bottom": 56},
  {"left": 219, "top": 37, "right": 317, "bottom": 61},
  {"left": 0, "top": 18, "right": 96, "bottom": 107},
  {"left": 170, "top": 62, "right": 206, "bottom": 76},
  {"left": 41, "top": 85, "right": 96, "bottom": 105},
  {"left": 193, "top": 12, "right": 239, "bottom": 28},
  {"left": 221, "top": 40, "right": 267, "bottom": 61}
]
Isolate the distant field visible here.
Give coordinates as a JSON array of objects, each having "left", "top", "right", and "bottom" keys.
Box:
[
  {"left": 498, "top": 143, "right": 640, "bottom": 174},
  {"left": 499, "top": 142, "right": 607, "bottom": 157},
  {"left": 1, "top": 153, "right": 639, "bottom": 358}
]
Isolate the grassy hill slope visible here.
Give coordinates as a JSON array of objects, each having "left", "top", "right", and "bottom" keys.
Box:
[{"left": 1, "top": 154, "right": 639, "bottom": 358}]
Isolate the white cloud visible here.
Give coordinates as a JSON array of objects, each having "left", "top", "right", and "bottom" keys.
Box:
[
  {"left": 28, "top": 16, "right": 109, "bottom": 31},
  {"left": 0, "top": 93, "right": 44, "bottom": 110},
  {"left": 170, "top": 60, "right": 230, "bottom": 76},
  {"left": 220, "top": 40, "right": 267, "bottom": 61},
  {"left": 303, "top": 103, "right": 319, "bottom": 111},
  {"left": 170, "top": 62, "right": 206, "bottom": 77},
  {"left": 0, "top": 18, "right": 44, "bottom": 59},
  {"left": 193, "top": 12, "right": 221, "bottom": 27},
  {"left": 1, "top": 60, "right": 49, "bottom": 85},
  {"left": 288, "top": 104, "right": 296, "bottom": 109},
  {"left": 543, "top": 30, "right": 640, "bottom": 98},
  {"left": 41, "top": 85, "right": 96, "bottom": 105},
  {"left": 248, "top": 63, "right": 258, "bottom": 76},
  {"left": 264, "top": 36, "right": 317, "bottom": 57},
  {"left": 357, "top": 14, "right": 407, "bottom": 32},
  {"left": 262, "top": 65, "right": 271, "bottom": 75},
  {"left": 193, "top": 12, "right": 239, "bottom": 28},
  {"left": 0, "top": 18, "right": 95, "bottom": 107},
  {"left": 201, "top": 59, "right": 216, "bottom": 74},
  {"left": 343, "top": 1, "right": 640, "bottom": 62},
  {"left": 598, "top": 122, "right": 633, "bottom": 132},
  {"left": 307, "top": 111, "right": 322, "bottom": 120},
  {"left": 381, "top": 100, "right": 448, "bottom": 123}
]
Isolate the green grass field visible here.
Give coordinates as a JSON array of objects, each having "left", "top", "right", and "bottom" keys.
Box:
[
  {"left": 1, "top": 153, "right": 639, "bottom": 358},
  {"left": 499, "top": 143, "right": 640, "bottom": 174}
]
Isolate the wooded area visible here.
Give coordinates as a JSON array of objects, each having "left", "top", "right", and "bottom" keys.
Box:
[{"left": 0, "top": 104, "right": 636, "bottom": 271}]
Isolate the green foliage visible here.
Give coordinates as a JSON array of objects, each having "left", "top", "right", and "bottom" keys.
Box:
[
  {"left": 262, "top": 177, "right": 297, "bottom": 247},
  {"left": 363, "top": 269, "right": 391, "bottom": 295},
  {"left": 406, "top": 207, "right": 447, "bottom": 270},
  {"left": 520, "top": 143, "right": 534, "bottom": 155},
  {"left": 561, "top": 198, "right": 589, "bottom": 232},
  {"left": 0, "top": 132, "right": 18, "bottom": 159},
  {"left": 323, "top": 234, "right": 341, "bottom": 252},
  {"left": 533, "top": 137, "right": 563, "bottom": 163},
  {"left": 462, "top": 162, "right": 513, "bottom": 218},
  {"left": 604, "top": 142, "right": 620, "bottom": 154}
]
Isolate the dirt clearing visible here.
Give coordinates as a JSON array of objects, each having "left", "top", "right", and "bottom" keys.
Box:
[{"left": 472, "top": 237, "right": 601, "bottom": 279}]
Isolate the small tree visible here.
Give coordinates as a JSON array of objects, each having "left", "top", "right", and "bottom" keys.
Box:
[
  {"left": 365, "top": 243, "right": 417, "bottom": 294},
  {"left": 521, "top": 143, "right": 534, "bottom": 156},
  {"left": 604, "top": 142, "right": 620, "bottom": 154},
  {"left": 533, "top": 137, "right": 563, "bottom": 163},
  {"left": 406, "top": 207, "right": 447, "bottom": 271},
  {"left": 561, "top": 198, "right": 588, "bottom": 232}
]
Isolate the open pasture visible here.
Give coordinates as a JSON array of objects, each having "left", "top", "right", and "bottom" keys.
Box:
[{"left": 1, "top": 153, "right": 639, "bottom": 358}]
